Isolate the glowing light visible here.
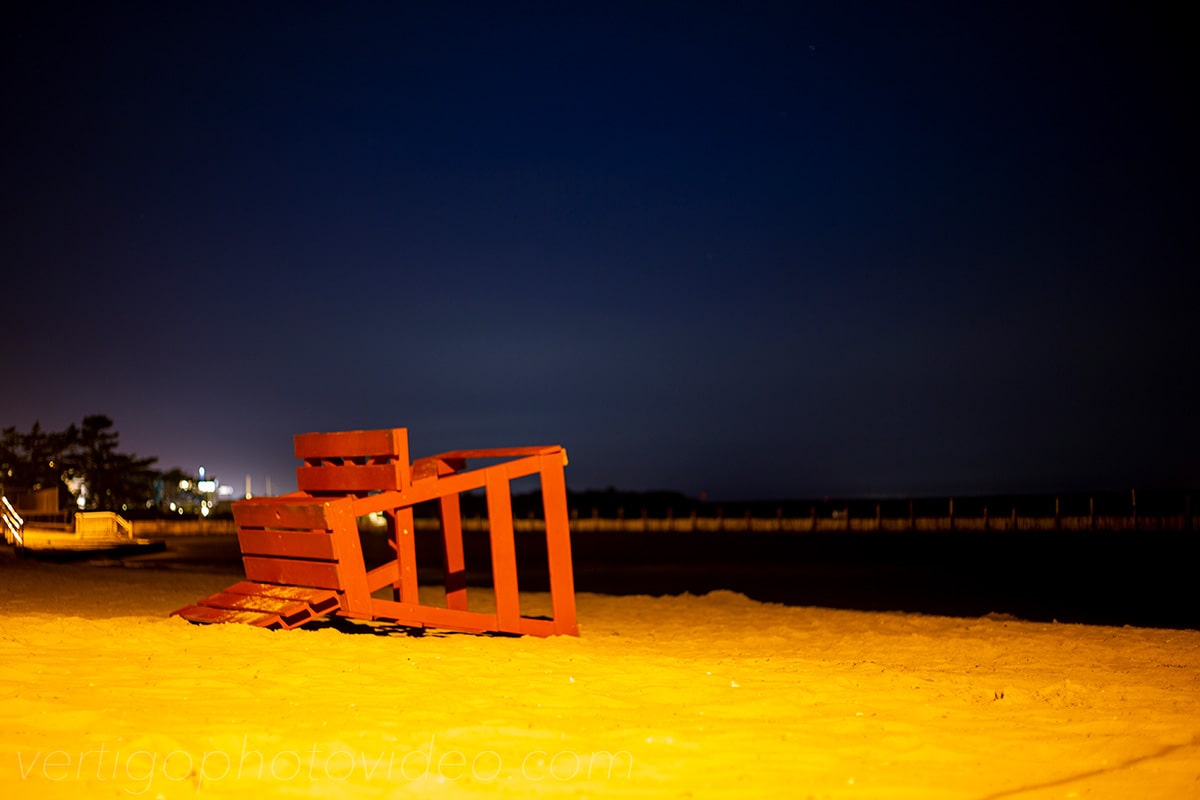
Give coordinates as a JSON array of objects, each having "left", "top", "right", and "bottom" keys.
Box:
[
  {"left": 2, "top": 496, "right": 25, "bottom": 547},
  {"left": 197, "top": 480, "right": 217, "bottom": 493},
  {"left": 179, "top": 480, "right": 190, "bottom": 491},
  {"left": 67, "top": 476, "right": 87, "bottom": 509}
]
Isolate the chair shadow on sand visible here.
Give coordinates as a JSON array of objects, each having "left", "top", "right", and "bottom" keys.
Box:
[{"left": 298, "top": 613, "right": 537, "bottom": 639}]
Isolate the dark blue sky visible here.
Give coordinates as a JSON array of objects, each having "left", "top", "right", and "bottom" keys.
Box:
[{"left": 3, "top": 2, "right": 1195, "bottom": 500}]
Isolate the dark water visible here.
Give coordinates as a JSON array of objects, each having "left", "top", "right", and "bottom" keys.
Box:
[
  {"left": 58, "top": 528, "right": 1200, "bottom": 631},
  {"left": 566, "top": 529, "right": 1200, "bottom": 630}
]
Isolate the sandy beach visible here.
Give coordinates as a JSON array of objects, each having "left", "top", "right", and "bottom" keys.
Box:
[{"left": 2, "top": 542, "right": 1199, "bottom": 799}]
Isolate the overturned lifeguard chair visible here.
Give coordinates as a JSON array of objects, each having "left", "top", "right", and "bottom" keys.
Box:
[{"left": 172, "top": 429, "right": 578, "bottom": 636}]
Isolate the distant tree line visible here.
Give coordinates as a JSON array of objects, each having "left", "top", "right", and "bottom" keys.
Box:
[{"left": 0, "top": 415, "right": 159, "bottom": 512}]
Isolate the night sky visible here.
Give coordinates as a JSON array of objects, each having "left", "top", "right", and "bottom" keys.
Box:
[{"left": 3, "top": 2, "right": 1195, "bottom": 500}]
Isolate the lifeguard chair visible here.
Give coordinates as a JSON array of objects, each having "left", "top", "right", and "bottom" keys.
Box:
[{"left": 172, "top": 429, "right": 578, "bottom": 636}]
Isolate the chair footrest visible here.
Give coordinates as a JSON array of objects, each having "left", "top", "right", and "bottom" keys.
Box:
[{"left": 171, "top": 582, "right": 341, "bottom": 630}]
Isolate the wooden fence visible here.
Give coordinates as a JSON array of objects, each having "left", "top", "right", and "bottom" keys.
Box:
[
  {"left": 130, "top": 499, "right": 1197, "bottom": 536},
  {"left": 447, "top": 510, "right": 1196, "bottom": 534}
]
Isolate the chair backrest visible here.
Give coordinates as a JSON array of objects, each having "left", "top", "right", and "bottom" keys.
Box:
[
  {"left": 231, "top": 494, "right": 373, "bottom": 616},
  {"left": 294, "top": 428, "right": 411, "bottom": 495}
]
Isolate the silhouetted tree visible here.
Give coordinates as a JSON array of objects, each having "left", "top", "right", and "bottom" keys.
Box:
[
  {"left": 67, "top": 415, "right": 158, "bottom": 511},
  {"left": 2, "top": 416, "right": 165, "bottom": 511},
  {"left": 0, "top": 421, "right": 76, "bottom": 496},
  {"left": 0, "top": 426, "right": 20, "bottom": 492}
]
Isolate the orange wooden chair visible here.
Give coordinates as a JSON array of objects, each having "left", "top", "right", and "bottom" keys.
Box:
[{"left": 172, "top": 429, "right": 578, "bottom": 636}]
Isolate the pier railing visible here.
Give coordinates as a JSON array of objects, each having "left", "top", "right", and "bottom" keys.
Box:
[{"left": 124, "top": 492, "right": 1196, "bottom": 536}]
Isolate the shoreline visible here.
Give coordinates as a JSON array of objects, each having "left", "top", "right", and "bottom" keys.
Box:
[{"left": 5, "top": 524, "right": 1199, "bottom": 631}]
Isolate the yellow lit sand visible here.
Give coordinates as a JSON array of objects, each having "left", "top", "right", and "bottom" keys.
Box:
[{"left": 2, "top": 558, "right": 1198, "bottom": 798}]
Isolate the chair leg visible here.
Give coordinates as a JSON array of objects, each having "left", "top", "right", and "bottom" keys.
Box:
[
  {"left": 540, "top": 453, "right": 579, "bottom": 635},
  {"left": 439, "top": 493, "right": 468, "bottom": 610},
  {"left": 389, "top": 507, "right": 419, "bottom": 604},
  {"left": 485, "top": 468, "right": 521, "bottom": 630}
]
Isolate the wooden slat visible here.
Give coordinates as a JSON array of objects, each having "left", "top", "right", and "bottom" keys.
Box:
[
  {"left": 411, "top": 457, "right": 465, "bottom": 483},
  {"left": 187, "top": 582, "right": 341, "bottom": 619},
  {"left": 401, "top": 469, "right": 488, "bottom": 505},
  {"left": 390, "top": 507, "right": 419, "bottom": 603},
  {"left": 411, "top": 459, "right": 438, "bottom": 483},
  {"left": 198, "top": 591, "right": 307, "bottom": 615},
  {"left": 406, "top": 453, "right": 545, "bottom": 493},
  {"left": 296, "top": 463, "right": 407, "bottom": 493},
  {"left": 433, "top": 446, "right": 561, "bottom": 461},
  {"left": 326, "top": 505, "right": 371, "bottom": 615},
  {"left": 486, "top": 467, "right": 521, "bottom": 629},
  {"left": 369, "top": 599, "right": 497, "bottom": 634},
  {"left": 503, "top": 455, "right": 547, "bottom": 482},
  {"left": 243, "top": 556, "right": 343, "bottom": 589},
  {"left": 365, "top": 560, "right": 401, "bottom": 592},
  {"left": 233, "top": 499, "right": 337, "bottom": 530},
  {"left": 294, "top": 429, "right": 408, "bottom": 460},
  {"left": 350, "top": 490, "right": 406, "bottom": 517},
  {"left": 539, "top": 452, "right": 579, "bottom": 636},
  {"left": 218, "top": 581, "right": 340, "bottom": 611},
  {"left": 172, "top": 604, "right": 281, "bottom": 627},
  {"left": 515, "top": 617, "right": 558, "bottom": 638},
  {"left": 237, "top": 528, "right": 337, "bottom": 560},
  {"left": 439, "top": 493, "right": 468, "bottom": 610}
]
